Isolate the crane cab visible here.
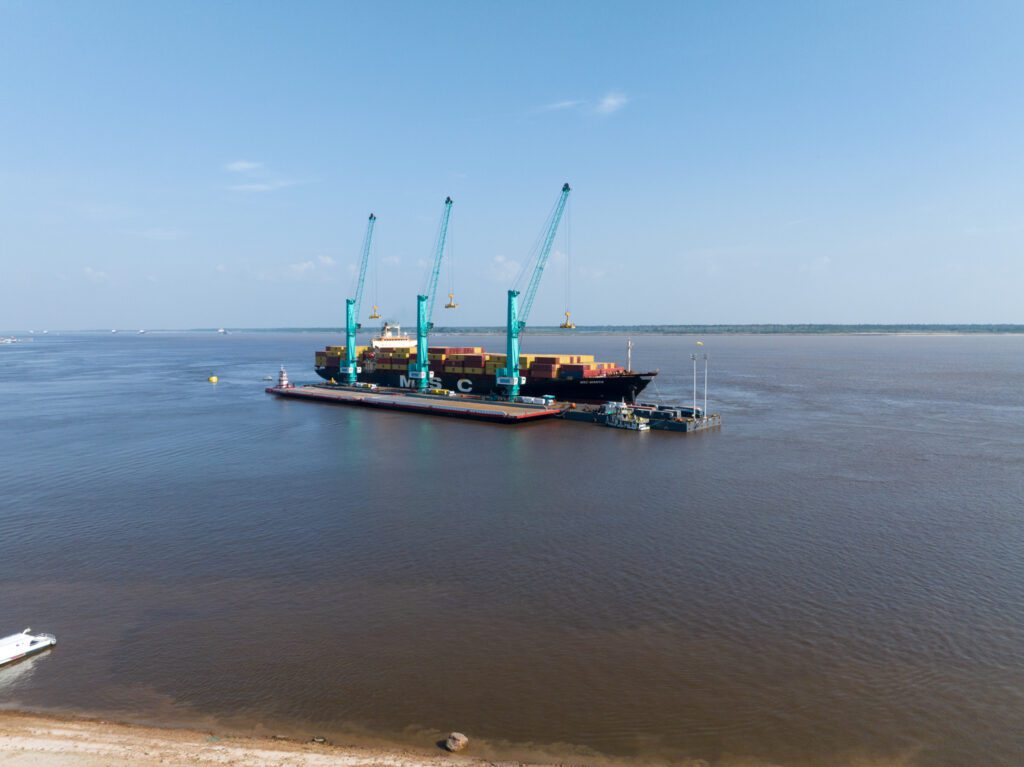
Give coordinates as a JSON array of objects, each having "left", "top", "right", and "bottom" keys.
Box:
[
  {"left": 444, "top": 293, "right": 458, "bottom": 309},
  {"left": 559, "top": 311, "right": 576, "bottom": 329}
]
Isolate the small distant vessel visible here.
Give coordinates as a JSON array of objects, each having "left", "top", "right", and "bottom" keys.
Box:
[
  {"left": 137, "top": 329, "right": 146, "bottom": 335},
  {"left": 111, "top": 329, "right": 118, "bottom": 333},
  {"left": 276, "top": 366, "right": 294, "bottom": 389},
  {"left": 0, "top": 628, "right": 57, "bottom": 667},
  {"left": 217, "top": 328, "right": 228, "bottom": 335},
  {"left": 601, "top": 401, "right": 650, "bottom": 431}
]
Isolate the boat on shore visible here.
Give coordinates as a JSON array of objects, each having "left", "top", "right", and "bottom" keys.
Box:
[
  {"left": 0, "top": 629, "right": 57, "bottom": 667},
  {"left": 314, "top": 323, "right": 656, "bottom": 403}
]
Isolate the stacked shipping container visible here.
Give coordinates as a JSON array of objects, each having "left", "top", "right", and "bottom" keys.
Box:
[{"left": 316, "top": 345, "right": 623, "bottom": 381}]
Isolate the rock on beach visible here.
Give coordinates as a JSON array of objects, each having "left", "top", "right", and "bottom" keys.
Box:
[{"left": 445, "top": 732, "right": 469, "bottom": 752}]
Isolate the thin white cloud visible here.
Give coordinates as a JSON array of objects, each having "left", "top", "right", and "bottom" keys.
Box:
[
  {"left": 490, "top": 254, "right": 520, "bottom": 282},
  {"left": 215, "top": 264, "right": 228, "bottom": 273},
  {"left": 83, "top": 266, "right": 108, "bottom": 283},
  {"left": 79, "top": 203, "right": 137, "bottom": 222},
  {"left": 542, "top": 99, "right": 585, "bottom": 112},
  {"left": 225, "top": 160, "right": 262, "bottom": 172},
  {"left": 222, "top": 160, "right": 308, "bottom": 193},
  {"left": 289, "top": 260, "right": 316, "bottom": 275},
  {"left": 800, "top": 256, "right": 832, "bottom": 274},
  {"left": 228, "top": 180, "right": 302, "bottom": 193},
  {"left": 382, "top": 256, "right": 401, "bottom": 267},
  {"left": 126, "top": 227, "right": 184, "bottom": 241},
  {"left": 595, "top": 91, "right": 628, "bottom": 115},
  {"left": 318, "top": 255, "right": 336, "bottom": 267}
]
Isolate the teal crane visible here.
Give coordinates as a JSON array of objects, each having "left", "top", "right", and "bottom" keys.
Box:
[
  {"left": 496, "top": 182, "right": 571, "bottom": 399},
  {"left": 407, "top": 196, "right": 454, "bottom": 391},
  {"left": 341, "top": 212, "right": 377, "bottom": 385}
]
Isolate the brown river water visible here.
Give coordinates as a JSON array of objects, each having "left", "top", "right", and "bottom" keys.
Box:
[{"left": 1, "top": 332, "right": 1022, "bottom": 766}]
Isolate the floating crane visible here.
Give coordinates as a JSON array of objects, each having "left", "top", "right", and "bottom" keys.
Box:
[
  {"left": 407, "top": 196, "right": 454, "bottom": 391},
  {"left": 496, "top": 182, "right": 571, "bottom": 399},
  {"left": 341, "top": 212, "right": 377, "bottom": 385}
]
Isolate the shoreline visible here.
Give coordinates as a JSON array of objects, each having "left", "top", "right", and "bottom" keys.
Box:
[{"left": 0, "top": 709, "right": 564, "bottom": 767}]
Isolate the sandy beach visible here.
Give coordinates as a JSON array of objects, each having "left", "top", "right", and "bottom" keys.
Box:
[{"left": 0, "top": 711, "right": 551, "bottom": 767}]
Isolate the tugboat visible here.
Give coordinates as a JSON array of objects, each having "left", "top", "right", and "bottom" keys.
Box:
[
  {"left": 601, "top": 401, "right": 651, "bottom": 431},
  {"left": 0, "top": 628, "right": 57, "bottom": 667},
  {"left": 276, "top": 366, "right": 294, "bottom": 389}
]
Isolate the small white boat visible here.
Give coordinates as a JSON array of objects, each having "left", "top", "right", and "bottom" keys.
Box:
[{"left": 0, "top": 628, "right": 57, "bottom": 667}]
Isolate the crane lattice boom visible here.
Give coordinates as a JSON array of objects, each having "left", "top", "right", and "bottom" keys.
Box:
[
  {"left": 353, "top": 213, "right": 377, "bottom": 321},
  {"left": 424, "top": 197, "right": 453, "bottom": 325},
  {"left": 497, "top": 183, "right": 571, "bottom": 399},
  {"left": 342, "top": 212, "right": 377, "bottom": 385},
  {"left": 518, "top": 183, "right": 571, "bottom": 326}
]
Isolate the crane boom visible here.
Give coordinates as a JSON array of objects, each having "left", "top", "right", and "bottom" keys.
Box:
[
  {"left": 519, "top": 183, "right": 571, "bottom": 325},
  {"left": 497, "top": 183, "right": 571, "bottom": 399},
  {"left": 353, "top": 213, "right": 377, "bottom": 320},
  {"left": 424, "top": 197, "right": 453, "bottom": 325},
  {"left": 408, "top": 197, "right": 453, "bottom": 391},
  {"left": 341, "top": 212, "right": 376, "bottom": 385}
]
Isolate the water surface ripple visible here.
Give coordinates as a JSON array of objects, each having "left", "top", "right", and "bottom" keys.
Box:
[{"left": 1, "top": 332, "right": 1022, "bottom": 766}]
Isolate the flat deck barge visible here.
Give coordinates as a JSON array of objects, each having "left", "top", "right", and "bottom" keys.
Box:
[
  {"left": 266, "top": 384, "right": 562, "bottom": 424},
  {"left": 562, "top": 405, "right": 722, "bottom": 432}
]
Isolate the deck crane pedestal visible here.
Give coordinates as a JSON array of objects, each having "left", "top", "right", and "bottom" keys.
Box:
[
  {"left": 341, "top": 212, "right": 377, "bottom": 385},
  {"left": 496, "top": 183, "right": 571, "bottom": 399},
  {"left": 408, "top": 196, "right": 454, "bottom": 391}
]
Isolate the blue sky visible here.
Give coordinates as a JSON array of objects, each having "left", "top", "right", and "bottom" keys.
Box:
[{"left": 2, "top": 1, "right": 1022, "bottom": 329}]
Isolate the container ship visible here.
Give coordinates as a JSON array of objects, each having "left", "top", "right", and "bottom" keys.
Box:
[{"left": 315, "top": 323, "right": 655, "bottom": 403}]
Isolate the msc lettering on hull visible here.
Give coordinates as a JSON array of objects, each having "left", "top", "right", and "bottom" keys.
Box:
[{"left": 399, "top": 374, "right": 470, "bottom": 391}]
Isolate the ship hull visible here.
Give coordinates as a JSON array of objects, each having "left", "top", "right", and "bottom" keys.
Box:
[{"left": 313, "top": 367, "right": 653, "bottom": 403}]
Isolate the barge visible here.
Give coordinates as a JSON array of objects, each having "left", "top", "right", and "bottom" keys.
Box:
[
  {"left": 267, "top": 383, "right": 561, "bottom": 424},
  {"left": 563, "top": 401, "right": 723, "bottom": 432}
]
